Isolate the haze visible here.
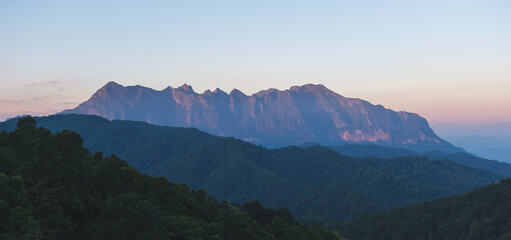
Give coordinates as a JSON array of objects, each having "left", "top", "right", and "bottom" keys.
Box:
[{"left": 1, "top": 1, "right": 510, "bottom": 130}]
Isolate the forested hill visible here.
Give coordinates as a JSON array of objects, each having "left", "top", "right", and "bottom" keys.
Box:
[
  {"left": 330, "top": 144, "right": 511, "bottom": 177},
  {"left": 0, "top": 114, "right": 501, "bottom": 228},
  {"left": 0, "top": 117, "right": 342, "bottom": 239},
  {"left": 340, "top": 178, "right": 511, "bottom": 240}
]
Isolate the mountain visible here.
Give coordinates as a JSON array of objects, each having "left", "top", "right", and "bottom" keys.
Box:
[
  {"left": 61, "top": 82, "right": 461, "bottom": 152},
  {"left": 330, "top": 144, "right": 418, "bottom": 159},
  {"left": 340, "top": 178, "right": 511, "bottom": 240},
  {"left": 0, "top": 117, "right": 342, "bottom": 240},
  {"left": 443, "top": 135, "right": 511, "bottom": 163},
  {"left": 0, "top": 114, "right": 500, "bottom": 227},
  {"left": 330, "top": 144, "right": 511, "bottom": 177}
]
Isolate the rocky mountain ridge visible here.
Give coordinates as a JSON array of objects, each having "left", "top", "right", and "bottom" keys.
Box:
[{"left": 62, "top": 81, "right": 460, "bottom": 152}]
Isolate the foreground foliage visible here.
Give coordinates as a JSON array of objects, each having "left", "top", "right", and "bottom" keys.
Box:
[
  {"left": 340, "top": 178, "right": 511, "bottom": 240},
  {"left": 0, "top": 117, "right": 342, "bottom": 240}
]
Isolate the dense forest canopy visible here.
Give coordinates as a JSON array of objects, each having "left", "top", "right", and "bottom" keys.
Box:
[
  {"left": 0, "top": 116, "right": 342, "bottom": 240},
  {"left": 330, "top": 144, "right": 511, "bottom": 177},
  {"left": 0, "top": 114, "right": 502, "bottom": 230},
  {"left": 340, "top": 179, "right": 511, "bottom": 240}
]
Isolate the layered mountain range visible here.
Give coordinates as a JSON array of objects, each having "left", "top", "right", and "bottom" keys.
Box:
[
  {"left": 0, "top": 114, "right": 502, "bottom": 227},
  {"left": 62, "top": 82, "right": 460, "bottom": 152}
]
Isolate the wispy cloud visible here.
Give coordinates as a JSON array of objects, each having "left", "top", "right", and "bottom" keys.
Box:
[
  {"left": 28, "top": 80, "right": 62, "bottom": 88},
  {"left": 33, "top": 95, "right": 55, "bottom": 101},
  {"left": 0, "top": 99, "right": 26, "bottom": 104},
  {"left": 1, "top": 94, "right": 70, "bottom": 104},
  {"left": 27, "top": 81, "right": 67, "bottom": 94}
]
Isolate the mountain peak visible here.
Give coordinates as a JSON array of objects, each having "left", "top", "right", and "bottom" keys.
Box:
[
  {"left": 177, "top": 84, "right": 194, "bottom": 93},
  {"left": 102, "top": 81, "right": 125, "bottom": 90},
  {"left": 230, "top": 88, "right": 247, "bottom": 97},
  {"left": 213, "top": 88, "right": 227, "bottom": 95},
  {"left": 93, "top": 81, "right": 126, "bottom": 98},
  {"left": 289, "top": 86, "right": 300, "bottom": 91},
  {"left": 290, "top": 83, "right": 331, "bottom": 94}
]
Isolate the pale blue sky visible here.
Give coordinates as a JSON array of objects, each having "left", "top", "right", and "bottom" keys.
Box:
[{"left": 1, "top": 1, "right": 510, "bottom": 126}]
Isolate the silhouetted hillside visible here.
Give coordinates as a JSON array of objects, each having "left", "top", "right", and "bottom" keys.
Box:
[
  {"left": 0, "top": 117, "right": 342, "bottom": 239},
  {"left": 341, "top": 178, "right": 511, "bottom": 240},
  {"left": 331, "top": 144, "right": 511, "bottom": 177}
]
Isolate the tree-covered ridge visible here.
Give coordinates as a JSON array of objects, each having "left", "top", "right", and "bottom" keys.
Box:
[
  {"left": 0, "top": 117, "right": 342, "bottom": 240},
  {"left": 0, "top": 114, "right": 501, "bottom": 228},
  {"left": 340, "top": 178, "right": 511, "bottom": 240},
  {"left": 330, "top": 144, "right": 511, "bottom": 177}
]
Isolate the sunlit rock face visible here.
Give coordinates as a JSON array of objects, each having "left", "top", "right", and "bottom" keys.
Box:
[{"left": 62, "top": 81, "right": 460, "bottom": 152}]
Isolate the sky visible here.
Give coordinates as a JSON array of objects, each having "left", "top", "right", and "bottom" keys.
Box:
[{"left": 1, "top": 1, "right": 511, "bottom": 134}]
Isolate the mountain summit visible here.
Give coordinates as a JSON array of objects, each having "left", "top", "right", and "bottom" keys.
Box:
[{"left": 62, "top": 82, "right": 460, "bottom": 152}]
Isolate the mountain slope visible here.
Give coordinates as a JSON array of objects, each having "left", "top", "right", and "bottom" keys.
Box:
[
  {"left": 0, "top": 116, "right": 342, "bottom": 240},
  {"left": 62, "top": 82, "right": 460, "bottom": 152},
  {"left": 330, "top": 144, "right": 418, "bottom": 159},
  {"left": 0, "top": 114, "right": 499, "bottom": 226},
  {"left": 330, "top": 144, "right": 511, "bottom": 177},
  {"left": 443, "top": 135, "right": 511, "bottom": 163},
  {"left": 340, "top": 178, "right": 511, "bottom": 240}
]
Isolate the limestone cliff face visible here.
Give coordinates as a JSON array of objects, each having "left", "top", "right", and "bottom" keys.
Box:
[{"left": 62, "top": 81, "right": 460, "bottom": 152}]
